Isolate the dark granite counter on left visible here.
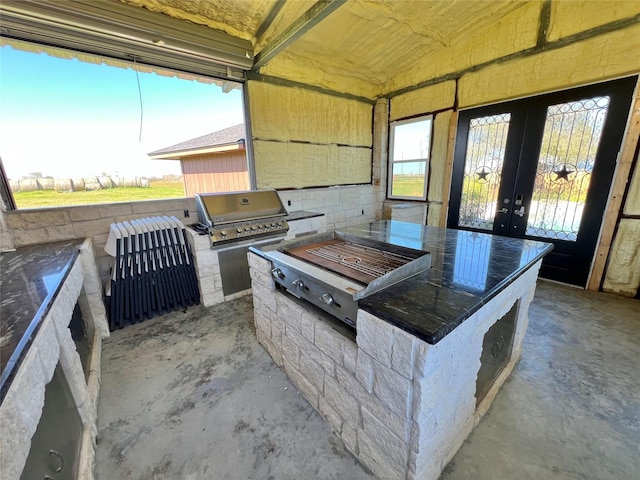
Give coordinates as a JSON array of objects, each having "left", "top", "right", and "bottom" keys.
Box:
[{"left": 0, "top": 240, "right": 83, "bottom": 401}]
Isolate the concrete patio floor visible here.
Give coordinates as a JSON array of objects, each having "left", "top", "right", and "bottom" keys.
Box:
[{"left": 95, "top": 281, "right": 640, "bottom": 479}]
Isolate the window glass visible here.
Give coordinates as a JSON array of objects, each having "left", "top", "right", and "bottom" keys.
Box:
[
  {"left": 0, "top": 44, "right": 245, "bottom": 209},
  {"left": 388, "top": 116, "right": 432, "bottom": 200}
]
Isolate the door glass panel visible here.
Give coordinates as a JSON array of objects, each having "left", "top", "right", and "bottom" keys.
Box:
[
  {"left": 458, "top": 113, "right": 511, "bottom": 230},
  {"left": 526, "top": 96, "right": 610, "bottom": 241}
]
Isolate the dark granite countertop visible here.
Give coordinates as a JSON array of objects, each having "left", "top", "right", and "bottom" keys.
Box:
[
  {"left": 0, "top": 240, "right": 83, "bottom": 402},
  {"left": 254, "top": 220, "right": 553, "bottom": 345},
  {"left": 285, "top": 210, "right": 325, "bottom": 221}
]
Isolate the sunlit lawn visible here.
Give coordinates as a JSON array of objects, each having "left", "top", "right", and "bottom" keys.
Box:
[
  {"left": 13, "top": 181, "right": 185, "bottom": 209},
  {"left": 391, "top": 176, "right": 425, "bottom": 197}
]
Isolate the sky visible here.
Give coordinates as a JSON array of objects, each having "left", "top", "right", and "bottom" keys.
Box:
[{"left": 0, "top": 45, "right": 245, "bottom": 179}]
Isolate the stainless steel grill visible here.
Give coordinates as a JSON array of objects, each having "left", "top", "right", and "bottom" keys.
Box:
[
  {"left": 194, "top": 189, "right": 290, "bottom": 297},
  {"left": 253, "top": 232, "right": 431, "bottom": 328},
  {"left": 195, "top": 189, "right": 289, "bottom": 247}
]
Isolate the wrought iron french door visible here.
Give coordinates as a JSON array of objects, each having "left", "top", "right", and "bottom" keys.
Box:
[{"left": 448, "top": 76, "right": 637, "bottom": 287}]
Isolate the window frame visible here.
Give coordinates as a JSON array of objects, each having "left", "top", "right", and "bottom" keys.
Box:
[
  {"left": 387, "top": 115, "right": 433, "bottom": 201},
  {"left": 0, "top": 41, "right": 250, "bottom": 210}
]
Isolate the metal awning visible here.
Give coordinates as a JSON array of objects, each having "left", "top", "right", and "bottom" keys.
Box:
[{"left": 0, "top": 0, "right": 254, "bottom": 83}]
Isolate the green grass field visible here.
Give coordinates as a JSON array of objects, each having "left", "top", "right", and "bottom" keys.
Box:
[
  {"left": 13, "top": 181, "right": 185, "bottom": 209},
  {"left": 391, "top": 176, "right": 426, "bottom": 197}
]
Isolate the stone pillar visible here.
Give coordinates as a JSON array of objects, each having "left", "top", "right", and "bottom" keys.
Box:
[{"left": 184, "top": 227, "right": 224, "bottom": 306}]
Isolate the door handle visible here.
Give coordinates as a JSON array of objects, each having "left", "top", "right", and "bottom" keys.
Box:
[
  {"left": 497, "top": 207, "right": 509, "bottom": 214},
  {"left": 514, "top": 207, "right": 526, "bottom": 217}
]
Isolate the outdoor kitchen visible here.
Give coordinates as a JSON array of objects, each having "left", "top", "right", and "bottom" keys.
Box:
[
  {"left": 248, "top": 220, "right": 552, "bottom": 479},
  {"left": 1, "top": 1, "right": 640, "bottom": 480}
]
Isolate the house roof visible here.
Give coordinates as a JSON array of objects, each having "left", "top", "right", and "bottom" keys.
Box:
[{"left": 148, "top": 123, "right": 245, "bottom": 159}]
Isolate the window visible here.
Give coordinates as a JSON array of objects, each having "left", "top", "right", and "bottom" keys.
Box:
[
  {"left": 0, "top": 0, "right": 252, "bottom": 209},
  {"left": 387, "top": 116, "right": 432, "bottom": 200},
  {"left": 0, "top": 43, "right": 246, "bottom": 209}
]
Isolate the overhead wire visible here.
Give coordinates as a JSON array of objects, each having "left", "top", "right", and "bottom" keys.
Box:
[{"left": 132, "top": 56, "right": 144, "bottom": 142}]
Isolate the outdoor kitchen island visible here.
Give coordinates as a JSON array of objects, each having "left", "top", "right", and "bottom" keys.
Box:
[{"left": 249, "top": 220, "right": 553, "bottom": 480}]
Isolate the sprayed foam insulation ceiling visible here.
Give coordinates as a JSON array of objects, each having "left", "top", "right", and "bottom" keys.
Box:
[
  {"left": 261, "top": 0, "right": 527, "bottom": 95},
  {"left": 122, "top": 0, "right": 316, "bottom": 47},
  {"left": 122, "top": 0, "right": 275, "bottom": 41},
  {"left": 122, "top": 0, "right": 530, "bottom": 97}
]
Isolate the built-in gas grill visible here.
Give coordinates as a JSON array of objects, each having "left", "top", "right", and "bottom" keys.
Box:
[
  {"left": 194, "top": 189, "right": 290, "bottom": 297},
  {"left": 194, "top": 189, "right": 289, "bottom": 248},
  {"left": 254, "top": 232, "right": 431, "bottom": 328}
]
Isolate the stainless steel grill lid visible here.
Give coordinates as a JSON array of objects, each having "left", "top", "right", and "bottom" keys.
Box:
[
  {"left": 195, "top": 189, "right": 288, "bottom": 227},
  {"left": 194, "top": 189, "right": 289, "bottom": 246}
]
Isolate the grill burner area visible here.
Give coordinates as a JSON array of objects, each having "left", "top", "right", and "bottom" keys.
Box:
[
  {"left": 255, "top": 232, "right": 431, "bottom": 328},
  {"left": 287, "top": 240, "right": 416, "bottom": 285}
]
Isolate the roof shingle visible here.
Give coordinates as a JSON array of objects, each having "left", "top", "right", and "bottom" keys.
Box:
[{"left": 148, "top": 123, "right": 245, "bottom": 156}]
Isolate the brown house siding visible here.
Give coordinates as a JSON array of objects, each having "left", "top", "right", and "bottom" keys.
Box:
[{"left": 180, "top": 150, "right": 249, "bottom": 196}]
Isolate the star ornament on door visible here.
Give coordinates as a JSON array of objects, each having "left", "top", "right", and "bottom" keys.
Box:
[
  {"left": 552, "top": 164, "right": 576, "bottom": 182},
  {"left": 475, "top": 167, "right": 491, "bottom": 183}
]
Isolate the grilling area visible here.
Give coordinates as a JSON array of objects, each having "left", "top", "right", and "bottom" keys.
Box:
[{"left": 1, "top": 1, "right": 640, "bottom": 480}]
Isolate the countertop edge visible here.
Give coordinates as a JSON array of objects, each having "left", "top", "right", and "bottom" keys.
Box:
[
  {"left": 0, "top": 248, "right": 81, "bottom": 403},
  {"left": 360, "top": 245, "right": 553, "bottom": 344}
]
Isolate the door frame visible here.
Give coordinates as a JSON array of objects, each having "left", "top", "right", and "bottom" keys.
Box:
[{"left": 445, "top": 75, "right": 639, "bottom": 288}]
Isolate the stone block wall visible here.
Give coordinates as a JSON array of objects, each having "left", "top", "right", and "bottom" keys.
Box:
[
  {"left": 249, "top": 251, "right": 541, "bottom": 480},
  {"left": 5, "top": 198, "right": 198, "bottom": 285},
  {"left": 277, "top": 185, "right": 383, "bottom": 232},
  {"left": 285, "top": 215, "right": 327, "bottom": 240}
]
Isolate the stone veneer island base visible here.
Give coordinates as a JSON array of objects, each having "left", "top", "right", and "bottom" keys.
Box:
[
  {"left": 0, "top": 239, "right": 109, "bottom": 480},
  {"left": 248, "top": 221, "right": 551, "bottom": 480}
]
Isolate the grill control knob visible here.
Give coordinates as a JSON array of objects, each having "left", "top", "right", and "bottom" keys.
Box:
[
  {"left": 251, "top": 225, "right": 257, "bottom": 230},
  {"left": 271, "top": 268, "right": 285, "bottom": 280},
  {"left": 319, "top": 293, "right": 335, "bottom": 306},
  {"left": 236, "top": 228, "right": 243, "bottom": 234},
  {"left": 220, "top": 230, "right": 227, "bottom": 237},
  {"left": 292, "top": 279, "right": 305, "bottom": 291}
]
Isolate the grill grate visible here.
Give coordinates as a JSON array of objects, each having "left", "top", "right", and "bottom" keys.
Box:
[{"left": 305, "top": 241, "right": 414, "bottom": 278}]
